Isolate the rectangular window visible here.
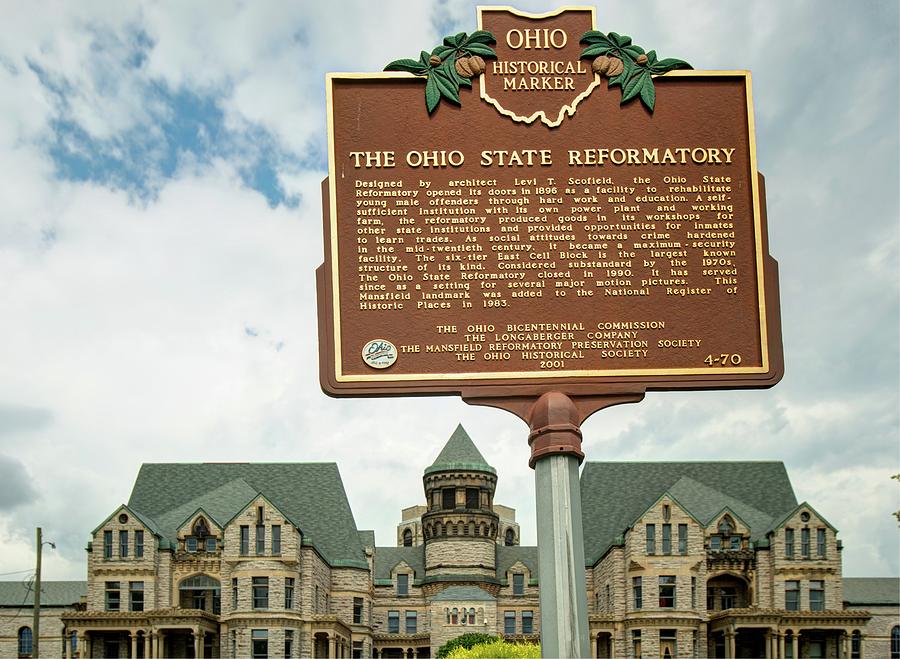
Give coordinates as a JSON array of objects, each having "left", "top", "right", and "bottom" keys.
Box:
[
  {"left": 352, "top": 641, "right": 363, "bottom": 659},
  {"left": 134, "top": 530, "right": 144, "bottom": 558},
  {"left": 105, "top": 582, "right": 120, "bottom": 611},
  {"left": 721, "top": 586, "right": 736, "bottom": 610},
  {"left": 193, "top": 592, "right": 206, "bottom": 610},
  {"left": 504, "top": 611, "right": 516, "bottom": 635},
  {"left": 129, "top": 582, "right": 144, "bottom": 612},
  {"left": 785, "top": 527, "right": 794, "bottom": 557},
  {"left": 660, "top": 629, "right": 677, "bottom": 659},
  {"left": 284, "top": 630, "right": 292, "bottom": 659},
  {"left": 809, "top": 580, "right": 825, "bottom": 611},
  {"left": 442, "top": 488, "right": 456, "bottom": 510},
  {"left": 206, "top": 537, "right": 216, "bottom": 553},
  {"left": 104, "top": 530, "right": 113, "bottom": 559},
  {"left": 606, "top": 584, "right": 611, "bottom": 611},
  {"left": 185, "top": 537, "right": 197, "bottom": 553},
  {"left": 801, "top": 527, "right": 810, "bottom": 558},
  {"left": 731, "top": 535, "right": 741, "bottom": 550},
  {"left": 405, "top": 610, "right": 417, "bottom": 634},
  {"left": 251, "top": 630, "right": 267, "bottom": 659},
  {"left": 633, "top": 576, "right": 642, "bottom": 609},
  {"left": 397, "top": 573, "right": 409, "bottom": 596},
  {"left": 513, "top": 573, "right": 524, "bottom": 596},
  {"left": 119, "top": 530, "right": 129, "bottom": 558},
  {"left": 851, "top": 632, "right": 860, "bottom": 659},
  {"left": 353, "top": 597, "right": 363, "bottom": 624},
  {"left": 522, "top": 610, "right": 533, "bottom": 634},
  {"left": 710, "top": 535, "right": 721, "bottom": 551},
  {"left": 632, "top": 630, "right": 641, "bottom": 659},
  {"left": 662, "top": 523, "right": 671, "bottom": 554},
  {"left": 285, "top": 577, "right": 294, "bottom": 609},
  {"left": 232, "top": 578, "right": 238, "bottom": 609},
  {"left": 691, "top": 576, "right": 697, "bottom": 609},
  {"left": 646, "top": 524, "right": 656, "bottom": 554},
  {"left": 213, "top": 590, "right": 220, "bottom": 615},
  {"left": 252, "top": 576, "right": 269, "bottom": 609},
  {"left": 659, "top": 575, "right": 676, "bottom": 608},
  {"left": 816, "top": 528, "right": 826, "bottom": 557},
  {"left": 678, "top": 524, "right": 687, "bottom": 555},
  {"left": 272, "top": 525, "right": 281, "bottom": 555},
  {"left": 388, "top": 610, "right": 400, "bottom": 634},
  {"left": 256, "top": 524, "right": 265, "bottom": 555},
  {"left": 466, "top": 487, "right": 480, "bottom": 509},
  {"left": 785, "top": 580, "right": 799, "bottom": 611},
  {"left": 240, "top": 526, "right": 249, "bottom": 555}
]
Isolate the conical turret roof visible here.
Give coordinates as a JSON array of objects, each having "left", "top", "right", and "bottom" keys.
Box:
[{"left": 424, "top": 424, "right": 496, "bottom": 476}]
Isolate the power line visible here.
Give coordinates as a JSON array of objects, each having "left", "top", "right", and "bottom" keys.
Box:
[{"left": 0, "top": 568, "right": 34, "bottom": 576}]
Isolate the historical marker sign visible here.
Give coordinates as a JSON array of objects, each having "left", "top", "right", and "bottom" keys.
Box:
[{"left": 317, "top": 6, "right": 783, "bottom": 397}]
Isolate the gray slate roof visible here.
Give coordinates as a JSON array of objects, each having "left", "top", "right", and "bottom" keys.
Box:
[
  {"left": 128, "top": 463, "right": 366, "bottom": 568},
  {"left": 0, "top": 581, "right": 86, "bottom": 607},
  {"left": 843, "top": 577, "right": 900, "bottom": 605},
  {"left": 496, "top": 545, "right": 539, "bottom": 583},
  {"left": 581, "top": 461, "right": 798, "bottom": 566},
  {"left": 425, "top": 425, "right": 496, "bottom": 476},
  {"left": 430, "top": 585, "right": 495, "bottom": 601},
  {"left": 374, "top": 546, "right": 426, "bottom": 583}
]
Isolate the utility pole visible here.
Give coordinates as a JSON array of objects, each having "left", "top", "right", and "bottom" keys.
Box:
[{"left": 33, "top": 527, "right": 42, "bottom": 659}]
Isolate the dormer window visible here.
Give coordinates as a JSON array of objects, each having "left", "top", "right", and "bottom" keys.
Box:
[
  {"left": 193, "top": 517, "right": 210, "bottom": 538},
  {"left": 397, "top": 573, "right": 409, "bottom": 596},
  {"left": 186, "top": 537, "right": 197, "bottom": 553},
  {"left": 717, "top": 515, "right": 735, "bottom": 535},
  {"left": 662, "top": 504, "right": 671, "bottom": 521}
]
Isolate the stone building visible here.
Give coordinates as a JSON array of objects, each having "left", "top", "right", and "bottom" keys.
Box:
[{"left": 4, "top": 425, "right": 897, "bottom": 658}]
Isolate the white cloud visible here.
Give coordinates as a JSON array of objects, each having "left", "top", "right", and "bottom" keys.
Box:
[{"left": 0, "top": 1, "right": 896, "bottom": 584}]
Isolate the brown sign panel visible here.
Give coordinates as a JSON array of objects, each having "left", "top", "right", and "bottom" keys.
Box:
[{"left": 318, "top": 7, "right": 783, "bottom": 398}]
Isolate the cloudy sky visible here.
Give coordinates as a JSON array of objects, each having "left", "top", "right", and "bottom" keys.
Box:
[{"left": 0, "top": 1, "right": 897, "bottom": 584}]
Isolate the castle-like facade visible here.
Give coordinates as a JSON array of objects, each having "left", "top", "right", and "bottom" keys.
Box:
[{"left": 4, "top": 426, "right": 896, "bottom": 658}]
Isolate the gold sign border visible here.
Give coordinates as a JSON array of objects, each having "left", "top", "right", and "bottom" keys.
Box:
[
  {"left": 476, "top": 5, "right": 602, "bottom": 128},
  {"left": 326, "top": 69, "right": 770, "bottom": 383}
]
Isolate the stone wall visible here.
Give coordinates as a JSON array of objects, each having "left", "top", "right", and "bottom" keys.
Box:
[
  {"left": 0, "top": 607, "right": 73, "bottom": 659},
  {"left": 87, "top": 506, "right": 159, "bottom": 612}
]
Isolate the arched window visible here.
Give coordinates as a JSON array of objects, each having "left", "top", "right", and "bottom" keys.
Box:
[
  {"left": 468, "top": 607, "right": 476, "bottom": 624},
  {"left": 505, "top": 528, "right": 515, "bottom": 546},
  {"left": 193, "top": 517, "right": 209, "bottom": 538},
  {"left": 18, "top": 627, "right": 32, "bottom": 657},
  {"left": 717, "top": 515, "right": 735, "bottom": 534},
  {"left": 402, "top": 529, "right": 412, "bottom": 546},
  {"left": 891, "top": 625, "right": 900, "bottom": 659},
  {"left": 450, "top": 608, "right": 458, "bottom": 625}
]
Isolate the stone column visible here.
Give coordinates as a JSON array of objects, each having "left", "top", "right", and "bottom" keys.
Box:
[
  {"left": 328, "top": 635, "right": 336, "bottom": 659},
  {"left": 764, "top": 631, "right": 772, "bottom": 659},
  {"left": 143, "top": 631, "right": 150, "bottom": 659},
  {"left": 65, "top": 629, "right": 73, "bottom": 659},
  {"left": 131, "top": 631, "right": 138, "bottom": 659},
  {"left": 373, "top": 648, "right": 380, "bottom": 659},
  {"left": 194, "top": 629, "right": 203, "bottom": 659},
  {"left": 791, "top": 633, "right": 799, "bottom": 659},
  {"left": 725, "top": 630, "right": 736, "bottom": 659},
  {"left": 778, "top": 633, "right": 785, "bottom": 659}
]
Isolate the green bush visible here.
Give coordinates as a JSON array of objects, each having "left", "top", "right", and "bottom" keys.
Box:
[
  {"left": 445, "top": 640, "right": 541, "bottom": 659},
  {"left": 436, "top": 633, "right": 498, "bottom": 659}
]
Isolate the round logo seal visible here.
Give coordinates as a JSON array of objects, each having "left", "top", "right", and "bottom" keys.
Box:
[{"left": 361, "top": 339, "right": 398, "bottom": 369}]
